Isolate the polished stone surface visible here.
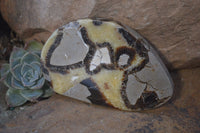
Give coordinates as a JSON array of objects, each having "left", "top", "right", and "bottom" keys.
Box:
[{"left": 41, "top": 19, "right": 174, "bottom": 111}]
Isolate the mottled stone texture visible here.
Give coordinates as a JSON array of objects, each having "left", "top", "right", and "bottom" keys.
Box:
[
  {"left": 0, "top": 0, "right": 96, "bottom": 42},
  {"left": 0, "top": 68, "right": 200, "bottom": 133},
  {"left": 0, "top": 0, "right": 200, "bottom": 70}
]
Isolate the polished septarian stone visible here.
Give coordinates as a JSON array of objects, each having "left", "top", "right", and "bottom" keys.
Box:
[{"left": 41, "top": 19, "right": 174, "bottom": 111}]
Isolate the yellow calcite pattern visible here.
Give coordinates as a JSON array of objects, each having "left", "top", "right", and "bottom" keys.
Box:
[{"left": 41, "top": 19, "right": 173, "bottom": 111}]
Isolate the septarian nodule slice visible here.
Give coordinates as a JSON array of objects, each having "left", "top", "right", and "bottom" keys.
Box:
[{"left": 41, "top": 19, "right": 174, "bottom": 111}]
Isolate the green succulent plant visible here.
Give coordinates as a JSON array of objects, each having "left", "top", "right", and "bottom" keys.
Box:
[{"left": 0, "top": 41, "right": 53, "bottom": 107}]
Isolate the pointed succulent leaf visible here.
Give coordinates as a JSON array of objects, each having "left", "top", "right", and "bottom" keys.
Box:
[
  {"left": 21, "top": 76, "right": 36, "bottom": 87},
  {"left": 10, "top": 58, "right": 21, "bottom": 69},
  {"left": 28, "top": 71, "right": 39, "bottom": 83},
  {"left": 11, "top": 76, "right": 27, "bottom": 90},
  {"left": 25, "top": 40, "right": 43, "bottom": 51},
  {"left": 9, "top": 47, "right": 26, "bottom": 68},
  {"left": 24, "top": 69, "right": 38, "bottom": 82},
  {"left": 21, "top": 63, "right": 39, "bottom": 82},
  {"left": 32, "top": 51, "right": 41, "bottom": 57},
  {"left": 4, "top": 72, "right": 13, "bottom": 88},
  {"left": 41, "top": 82, "right": 54, "bottom": 98},
  {"left": 6, "top": 88, "right": 27, "bottom": 107},
  {"left": 21, "top": 52, "right": 40, "bottom": 64},
  {"left": 10, "top": 47, "right": 26, "bottom": 57},
  {"left": 31, "top": 62, "right": 42, "bottom": 76},
  {"left": 10, "top": 64, "right": 22, "bottom": 81},
  {"left": 30, "top": 77, "right": 45, "bottom": 90},
  {"left": 21, "top": 63, "right": 33, "bottom": 76},
  {"left": 0, "top": 63, "right": 10, "bottom": 78},
  {"left": 20, "top": 89, "right": 43, "bottom": 101}
]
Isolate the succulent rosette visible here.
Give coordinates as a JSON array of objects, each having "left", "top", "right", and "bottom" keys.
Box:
[{"left": 0, "top": 41, "right": 53, "bottom": 107}]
